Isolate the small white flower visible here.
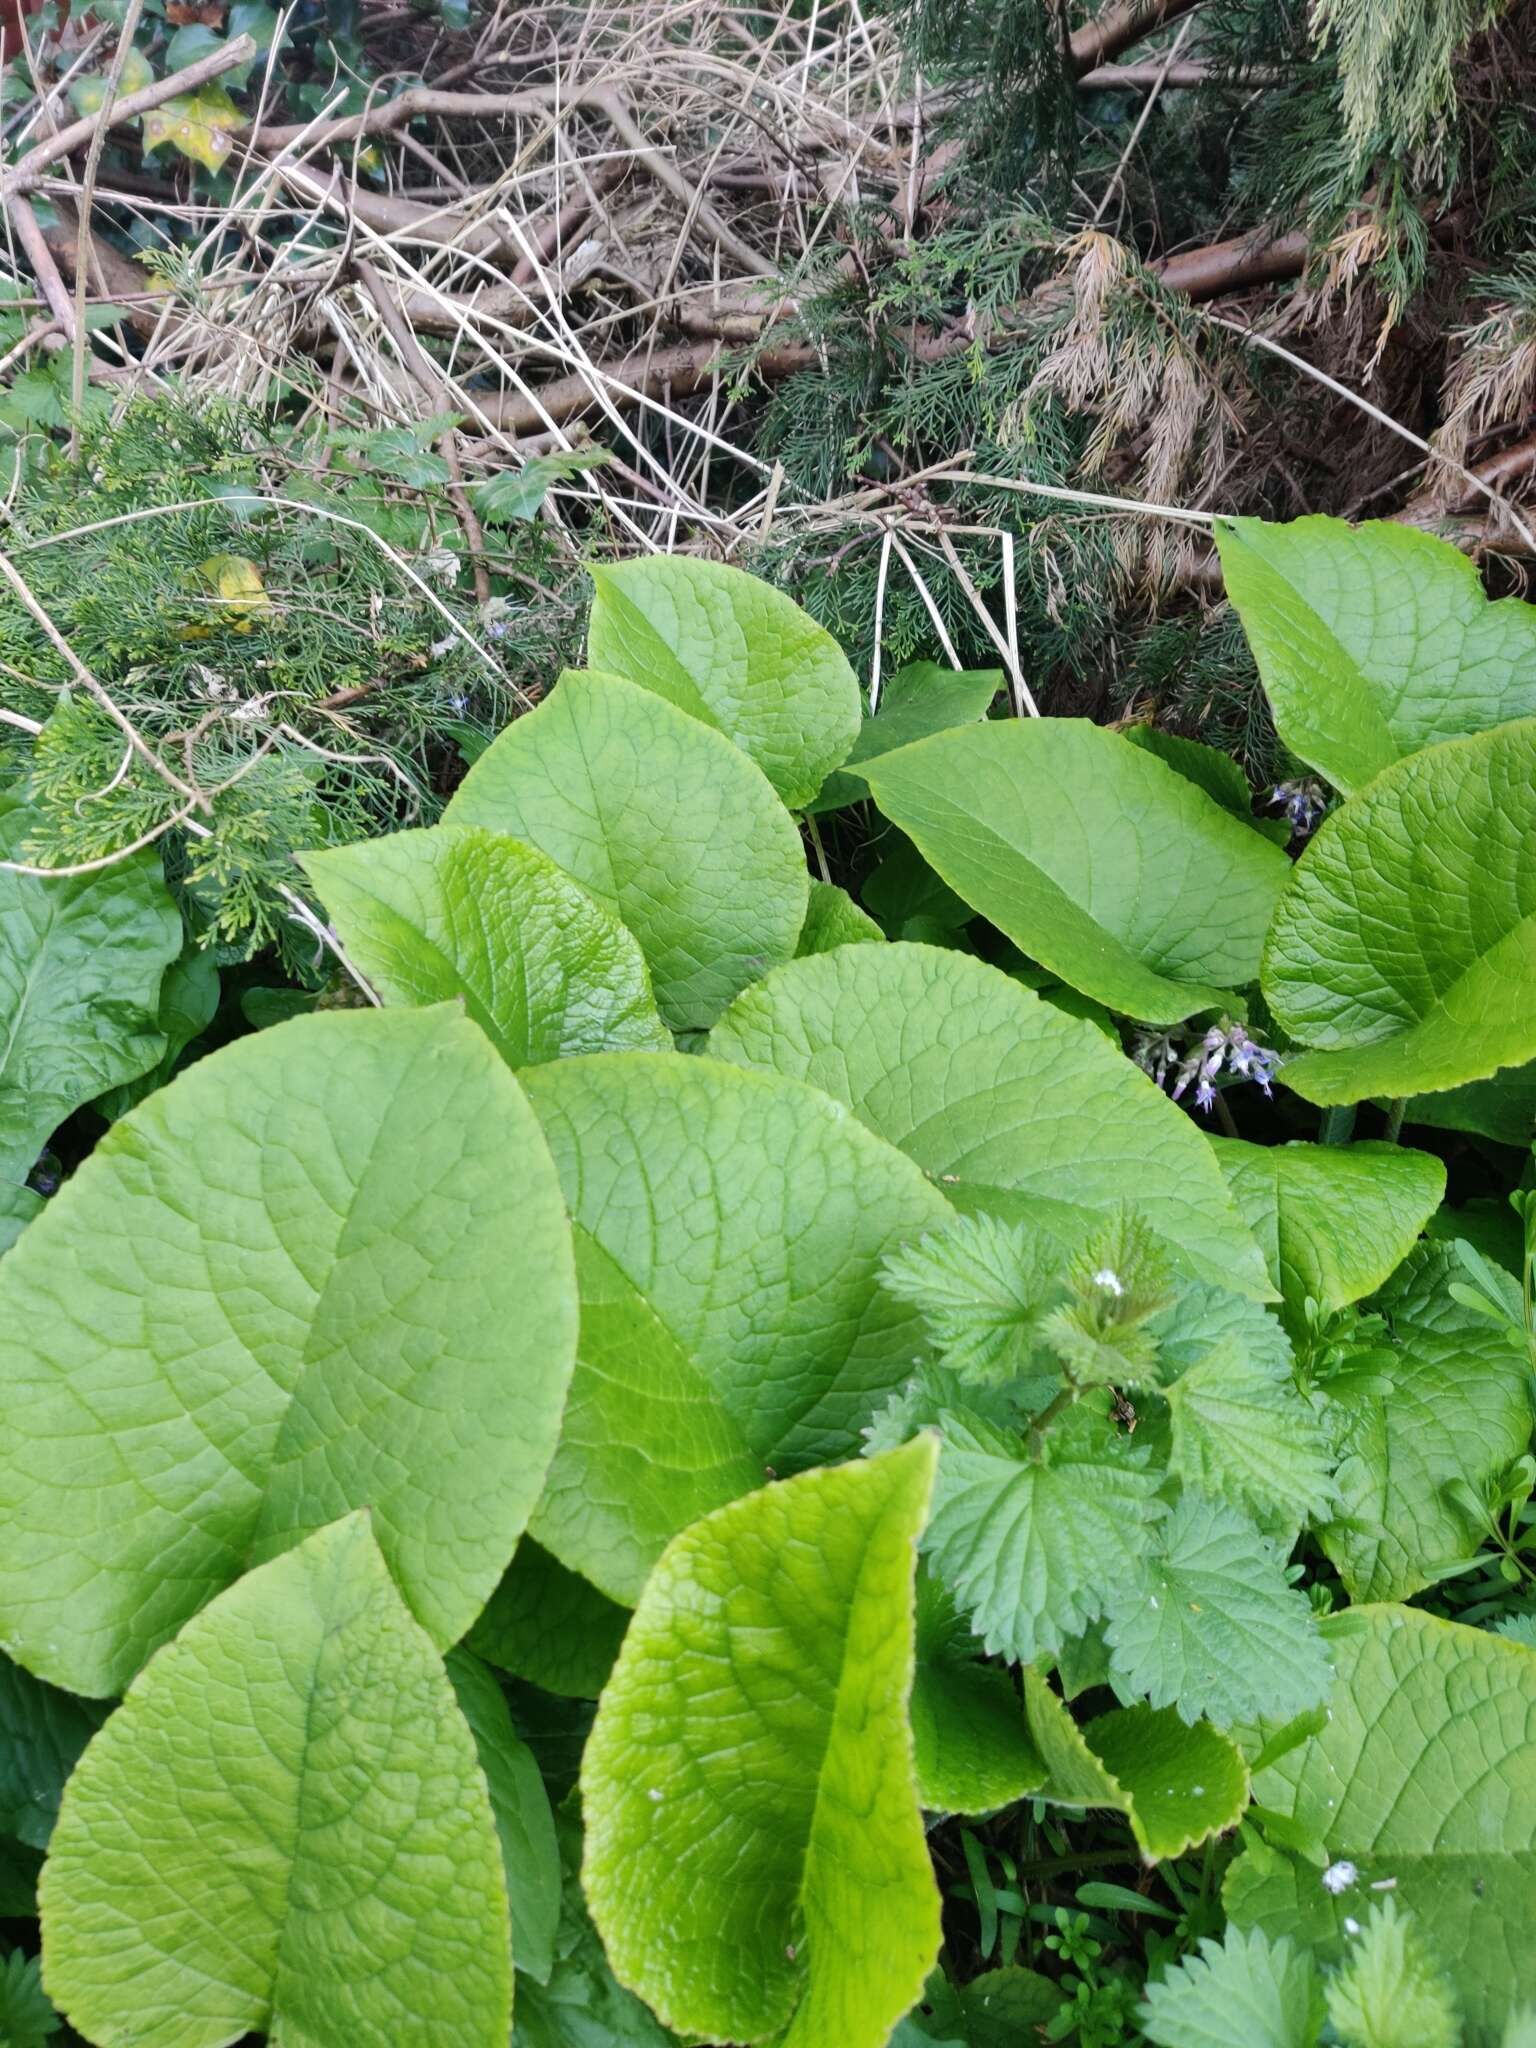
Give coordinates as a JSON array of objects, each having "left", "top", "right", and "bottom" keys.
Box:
[
  {"left": 1092, "top": 1268, "right": 1124, "bottom": 1297},
  {"left": 1344, "top": 1916, "right": 1361, "bottom": 1935},
  {"left": 1321, "top": 1860, "right": 1358, "bottom": 1895}
]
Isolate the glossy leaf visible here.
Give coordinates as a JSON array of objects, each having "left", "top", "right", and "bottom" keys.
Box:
[{"left": 581, "top": 1442, "right": 941, "bottom": 2048}]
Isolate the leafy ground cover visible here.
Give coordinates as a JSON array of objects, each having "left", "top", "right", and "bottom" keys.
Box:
[{"left": 2, "top": 518, "right": 1536, "bottom": 2048}]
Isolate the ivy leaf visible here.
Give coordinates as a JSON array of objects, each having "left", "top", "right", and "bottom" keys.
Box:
[
  {"left": 1140, "top": 1925, "right": 1324, "bottom": 2048},
  {"left": 1326, "top": 1898, "right": 1461, "bottom": 2048},
  {"left": 1263, "top": 721, "right": 1536, "bottom": 1104},
  {"left": 581, "top": 1442, "right": 941, "bottom": 2048},
  {"left": 467, "top": 1542, "right": 629, "bottom": 1700},
  {"left": 0, "top": 1007, "right": 577, "bottom": 1696},
  {"left": 1103, "top": 1492, "right": 1332, "bottom": 1727},
  {"left": 473, "top": 447, "right": 612, "bottom": 524},
  {"left": 810, "top": 661, "right": 1001, "bottom": 811},
  {"left": 0, "top": 1655, "right": 107, "bottom": 1851},
  {"left": 910, "top": 1573, "right": 1044, "bottom": 1815},
  {"left": 923, "top": 1407, "right": 1164, "bottom": 1665},
  {"left": 864, "top": 719, "right": 1291, "bottom": 1023},
  {"left": 300, "top": 825, "right": 671, "bottom": 1067},
  {"left": 142, "top": 83, "right": 246, "bottom": 172},
  {"left": 1225, "top": 1604, "right": 1536, "bottom": 2042},
  {"left": 881, "top": 1211, "right": 1064, "bottom": 1385},
  {"left": 1164, "top": 1340, "right": 1337, "bottom": 1525},
  {"left": 1216, "top": 512, "right": 1536, "bottom": 795},
  {"left": 796, "top": 878, "right": 884, "bottom": 953},
  {"left": 446, "top": 671, "right": 808, "bottom": 1030},
  {"left": 0, "top": 794, "right": 181, "bottom": 1188},
  {"left": 711, "top": 942, "right": 1273, "bottom": 1299},
  {"left": 586, "top": 556, "right": 861, "bottom": 809},
  {"left": 40, "top": 1515, "right": 511, "bottom": 2048}
]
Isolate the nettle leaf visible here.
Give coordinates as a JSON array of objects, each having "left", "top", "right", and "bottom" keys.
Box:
[
  {"left": 581, "top": 1442, "right": 941, "bottom": 2048},
  {"left": 810, "top": 661, "right": 1001, "bottom": 811},
  {"left": 1140, "top": 1925, "right": 1324, "bottom": 2048},
  {"left": 911, "top": 1572, "right": 1044, "bottom": 1815},
  {"left": 1226, "top": 1604, "right": 1536, "bottom": 2043},
  {"left": 0, "top": 1006, "right": 577, "bottom": 1696},
  {"left": 1023, "top": 1670, "right": 1249, "bottom": 1862},
  {"left": 1263, "top": 721, "right": 1536, "bottom": 1104},
  {"left": 1216, "top": 512, "right": 1536, "bottom": 795},
  {"left": 1326, "top": 1897, "right": 1461, "bottom": 2048},
  {"left": 1212, "top": 1137, "right": 1444, "bottom": 1329},
  {"left": 586, "top": 556, "right": 861, "bottom": 808},
  {"left": 1322, "top": 1242, "right": 1532, "bottom": 1602},
  {"left": 796, "top": 878, "right": 884, "bottom": 954},
  {"left": 521, "top": 1052, "right": 952, "bottom": 1602},
  {"left": 0, "top": 1949, "right": 60, "bottom": 2048},
  {"left": 1102, "top": 1492, "right": 1332, "bottom": 1728},
  {"left": 924, "top": 1408, "right": 1164, "bottom": 1665},
  {"left": 0, "top": 796, "right": 181, "bottom": 1187},
  {"left": 445, "top": 671, "right": 808, "bottom": 1030},
  {"left": 711, "top": 943, "right": 1272, "bottom": 1298},
  {"left": 0, "top": 1655, "right": 107, "bottom": 1851},
  {"left": 300, "top": 825, "right": 670, "bottom": 1066},
  {"left": 864, "top": 719, "right": 1290, "bottom": 1023},
  {"left": 1164, "top": 1340, "right": 1336, "bottom": 1526},
  {"left": 881, "top": 1210, "right": 1063, "bottom": 1386},
  {"left": 41, "top": 1516, "right": 510, "bottom": 2048},
  {"left": 466, "top": 1542, "right": 629, "bottom": 1700}
]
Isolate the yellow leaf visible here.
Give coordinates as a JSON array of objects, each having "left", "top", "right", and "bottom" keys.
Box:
[
  {"left": 197, "top": 554, "right": 270, "bottom": 634},
  {"left": 143, "top": 85, "right": 246, "bottom": 173}
]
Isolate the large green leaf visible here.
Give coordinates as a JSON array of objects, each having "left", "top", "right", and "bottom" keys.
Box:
[
  {"left": 1216, "top": 513, "right": 1536, "bottom": 795},
  {"left": 1321, "top": 1242, "right": 1532, "bottom": 1601},
  {"left": 864, "top": 719, "right": 1290, "bottom": 1023},
  {"left": 1141, "top": 1926, "right": 1324, "bottom": 2048},
  {"left": 587, "top": 558, "right": 861, "bottom": 808},
  {"left": 810, "top": 661, "right": 1000, "bottom": 811},
  {"left": 910, "top": 1574, "right": 1043, "bottom": 1815},
  {"left": 40, "top": 1515, "right": 511, "bottom": 2048},
  {"left": 1023, "top": 1670, "right": 1250, "bottom": 1863},
  {"left": 520, "top": 1052, "right": 951, "bottom": 1601},
  {"left": 711, "top": 943, "right": 1272, "bottom": 1297},
  {"left": 1163, "top": 1338, "right": 1336, "bottom": 1525},
  {"left": 1211, "top": 1137, "right": 1444, "bottom": 1325},
  {"left": 467, "top": 1542, "right": 629, "bottom": 1700},
  {"left": 581, "top": 1441, "right": 941, "bottom": 2048},
  {"left": 299, "top": 825, "right": 670, "bottom": 1065},
  {"left": 1225, "top": 1604, "right": 1536, "bottom": 2044},
  {"left": 1263, "top": 722, "right": 1536, "bottom": 1104},
  {"left": 0, "top": 796, "right": 181, "bottom": 1186},
  {"left": 796, "top": 879, "right": 884, "bottom": 954},
  {"left": 0, "top": 1006, "right": 577, "bottom": 1696},
  {"left": 0, "top": 1656, "right": 107, "bottom": 1851},
  {"left": 445, "top": 671, "right": 808, "bottom": 1030}
]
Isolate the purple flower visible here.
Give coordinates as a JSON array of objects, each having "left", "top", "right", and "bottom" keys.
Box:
[
  {"left": 1142, "top": 1017, "right": 1284, "bottom": 1115},
  {"left": 1271, "top": 779, "right": 1330, "bottom": 837}
]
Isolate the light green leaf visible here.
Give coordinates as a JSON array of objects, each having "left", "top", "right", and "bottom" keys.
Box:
[
  {"left": 881, "top": 1210, "right": 1064, "bottom": 1386},
  {"left": 446, "top": 671, "right": 808, "bottom": 1029},
  {"left": 0, "top": 795, "right": 181, "bottom": 1187},
  {"left": 0, "top": 1181, "right": 42, "bottom": 1256},
  {"left": 1212, "top": 1137, "right": 1445, "bottom": 1328},
  {"left": 911, "top": 1573, "right": 1043, "bottom": 1815},
  {"left": 0, "top": 1005, "right": 577, "bottom": 1696},
  {"left": 711, "top": 943, "right": 1273, "bottom": 1297},
  {"left": 581, "top": 1441, "right": 942, "bottom": 2048},
  {"left": 1123, "top": 721, "right": 1260, "bottom": 820},
  {"left": 0, "top": 1656, "right": 107, "bottom": 1851},
  {"left": 1226, "top": 1604, "right": 1536, "bottom": 2044},
  {"left": 1263, "top": 722, "right": 1536, "bottom": 1104},
  {"left": 1140, "top": 1925, "right": 1324, "bottom": 2048},
  {"left": 94, "top": 944, "right": 220, "bottom": 1121},
  {"left": 924, "top": 1408, "right": 1165, "bottom": 1665},
  {"left": 1164, "top": 1340, "right": 1336, "bottom": 1525},
  {"left": 40, "top": 1515, "right": 510, "bottom": 2048},
  {"left": 1023, "top": 1669, "right": 1250, "bottom": 1862},
  {"left": 1321, "top": 1242, "right": 1532, "bottom": 1601},
  {"left": 300, "top": 825, "right": 670, "bottom": 1066},
  {"left": 1326, "top": 1898, "right": 1461, "bottom": 2048},
  {"left": 521, "top": 1051, "right": 952, "bottom": 1602},
  {"left": 1102, "top": 1492, "right": 1332, "bottom": 1728},
  {"left": 447, "top": 1649, "right": 561, "bottom": 1988},
  {"left": 1216, "top": 512, "right": 1536, "bottom": 795},
  {"left": 796, "top": 878, "right": 884, "bottom": 953},
  {"left": 865, "top": 719, "right": 1290, "bottom": 1023},
  {"left": 811, "top": 661, "right": 1001, "bottom": 810},
  {"left": 586, "top": 557, "right": 861, "bottom": 808},
  {"left": 467, "top": 1543, "right": 629, "bottom": 1700}
]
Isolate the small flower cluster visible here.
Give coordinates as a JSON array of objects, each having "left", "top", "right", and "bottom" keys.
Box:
[
  {"left": 1131, "top": 1019, "right": 1282, "bottom": 1114},
  {"left": 1270, "top": 778, "right": 1330, "bottom": 836}
]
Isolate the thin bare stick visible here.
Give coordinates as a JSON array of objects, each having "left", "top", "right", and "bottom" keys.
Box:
[
  {"left": 1091, "top": 15, "right": 1193, "bottom": 226},
  {"left": 5, "top": 194, "right": 75, "bottom": 335}
]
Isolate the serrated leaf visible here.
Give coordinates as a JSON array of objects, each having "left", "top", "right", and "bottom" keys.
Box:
[
  {"left": 467, "top": 1542, "right": 629, "bottom": 1700},
  {"left": 586, "top": 557, "right": 861, "bottom": 809},
  {"left": 711, "top": 943, "right": 1273, "bottom": 1299},
  {"left": 882, "top": 1210, "right": 1063, "bottom": 1385},
  {"left": 864, "top": 719, "right": 1290, "bottom": 1023},
  {"left": 300, "top": 825, "right": 670, "bottom": 1065},
  {"left": 40, "top": 1516, "right": 510, "bottom": 2047},
  {"left": 446, "top": 671, "right": 808, "bottom": 1030},
  {"left": 1225, "top": 1604, "right": 1536, "bottom": 2043},
  {"left": 796, "top": 878, "right": 884, "bottom": 953},
  {"left": 1023, "top": 1669, "right": 1250, "bottom": 1862},
  {"left": 1321, "top": 1241, "right": 1532, "bottom": 1602},
  {"left": 1216, "top": 512, "right": 1536, "bottom": 795},
  {"left": 1326, "top": 1897, "right": 1461, "bottom": 2048},
  {"left": 1140, "top": 1925, "right": 1324, "bottom": 2048},
  {"left": 911, "top": 1573, "right": 1043, "bottom": 1815},
  {"left": 1263, "top": 722, "right": 1536, "bottom": 1104},
  {"left": 0, "top": 1655, "right": 107, "bottom": 1851},
  {"left": 1102, "top": 1492, "right": 1333, "bottom": 1727},
  {"left": 0, "top": 1949, "right": 59, "bottom": 2046},
  {"left": 1164, "top": 1340, "right": 1336, "bottom": 1524},
  {"left": 521, "top": 1052, "right": 952, "bottom": 1601},
  {"left": 581, "top": 1442, "right": 941, "bottom": 2048},
  {"left": 0, "top": 1006, "right": 577, "bottom": 1696},
  {"left": 0, "top": 795, "right": 181, "bottom": 1187},
  {"left": 924, "top": 1408, "right": 1164, "bottom": 1665},
  {"left": 811, "top": 661, "right": 1001, "bottom": 811}
]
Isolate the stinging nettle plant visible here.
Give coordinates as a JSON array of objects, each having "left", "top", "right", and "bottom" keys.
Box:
[{"left": 0, "top": 529, "right": 1535, "bottom": 2045}]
